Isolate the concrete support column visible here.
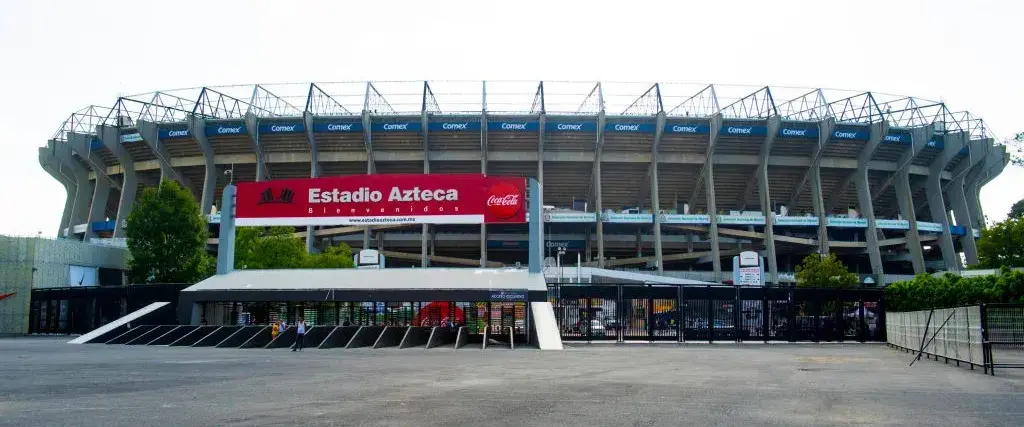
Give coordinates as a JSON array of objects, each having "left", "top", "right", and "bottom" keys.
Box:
[
  {"left": 67, "top": 133, "right": 119, "bottom": 238},
  {"left": 895, "top": 169, "right": 926, "bottom": 273},
  {"left": 244, "top": 112, "right": 269, "bottom": 181},
  {"left": 303, "top": 112, "right": 320, "bottom": 253},
  {"left": 39, "top": 147, "right": 77, "bottom": 237},
  {"left": 137, "top": 120, "right": 187, "bottom": 185},
  {"left": 925, "top": 132, "right": 970, "bottom": 271},
  {"left": 479, "top": 87, "right": 488, "bottom": 267},
  {"left": 361, "top": 110, "right": 374, "bottom": 250},
  {"left": 948, "top": 177, "right": 978, "bottom": 265},
  {"left": 651, "top": 112, "right": 665, "bottom": 272},
  {"left": 423, "top": 106, "right": 432, "bottom": 267},
  {"left": 758, "top": 117, "right": 780, "bottom": 283},
  {"left": 810, "top": 119, "right": 835, "bottom": 255},
  {"left": 593, "top": 111, "right": 606, "bottom": 268},
  {"left": 187, "top": 116, "right": 217, "bottom": 217},
  {"left": 98, "top": 125, "right": 136, "bottom": 239},
  {"left": 705, "top": 114, "right": 723, "bottom": 281},
  {"left": 854, "top": 121, "right": 888, "bottom": 283}
]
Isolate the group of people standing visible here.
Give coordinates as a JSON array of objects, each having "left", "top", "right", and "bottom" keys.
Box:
[{"left": 270, "top": 317, "right": 307, "bottom": 351}]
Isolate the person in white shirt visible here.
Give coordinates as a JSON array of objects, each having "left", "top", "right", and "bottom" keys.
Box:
[{"left": 291, "top": 317, "right": 306, "bottom": 351}]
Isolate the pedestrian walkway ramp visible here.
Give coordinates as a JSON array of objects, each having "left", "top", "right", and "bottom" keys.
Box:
[
  {"left": 170, "top": 325, "right": 218, "bottom": 346},
  {"left": 105, "top": 325, "right": 156, "bottom": 344},
  {"left": 126, "top": 325, "right": 176, "bottom": 345},
  {"left": 239, "top": 326, "right": 272, "bottom": 348},
  {"left": 266, "top": 328, "right": 297, "bottom": 349},
  {"left": 318, "top": 326, "right": 360, "bottom": 349},
  {"left": 346, "top": 326, "right": 384, "bottom": 348},
  {"left": 373, "top": 326, "right": 407, "bottom": 349},
  {"left": 68, "top": 302, "right": 171, "bottom": 344},
  {"left": 399, "top": 326, "right": 431, "bottom": 348},
  {"left": 300, "top": 326, "right": 334, "bottom": 348},
  {"left": 148, "top": 325, "right": 198, "bottom": 346},
  {"left": 216, "top": 325, "right": 264, "bottom": 348},
  {"left": 193, "top": 326, "right": 241, "bottom": 347},
  {"left": 426, "top": 327, "right": 457, "bottom": 349}
]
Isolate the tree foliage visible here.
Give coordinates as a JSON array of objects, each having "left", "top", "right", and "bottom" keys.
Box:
[
  {"left": 1007, "top": 132, "right": 1024, "bottom": 167},
  {"left": 235, "top": 227, "right": 354, "bottom": 269},
  {"left": 795, "top": 253, "right": 859, "bottom": 289},
  {"left": 1009, "top": 198, "right": 1024, "bottom": 219},
  {"left": 126, "top": 180, "right": 212, "bottom": 283},
  {"left": 885, "top": 269, "right": 1024, "bottom": 312},
  {"left": 976, "top": 216, "right": 1024, "bottom": 268}
]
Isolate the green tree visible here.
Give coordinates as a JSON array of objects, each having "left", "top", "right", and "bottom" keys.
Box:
[
  {"left": 1006, "top": 132, "right": 1024, "bottom": 167},
  {"left": 126, "top": 180, "right": 212, "bottom": 283},
  {"left": 976, "top": 216, "right": 1024, "bottom": 268},
  {"left": 1009, "top": 198, "right": 1024, "bottom": 219},
  {"left": 234, "top": 227, "right": 355, "bottom": 269},
  {"left": 794, "top": 253, "right": 859, "bottom": 289}
]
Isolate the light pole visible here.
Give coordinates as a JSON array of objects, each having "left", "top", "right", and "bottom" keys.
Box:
[{"left": 556, "top": 246, "right": 566, "bottom": 283}]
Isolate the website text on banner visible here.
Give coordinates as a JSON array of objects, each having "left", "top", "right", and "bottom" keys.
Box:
[{"left": 234, "top": 174, "right": 527, "bottom": 226}]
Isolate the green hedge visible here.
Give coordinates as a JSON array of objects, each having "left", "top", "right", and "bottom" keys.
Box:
[{"left": 884, "top": 268, "right": 1024, "bottom": 312}]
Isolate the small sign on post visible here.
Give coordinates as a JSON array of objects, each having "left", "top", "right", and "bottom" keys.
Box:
[{"left": 732, "top": 251, "right": 764, "bottom": 287}]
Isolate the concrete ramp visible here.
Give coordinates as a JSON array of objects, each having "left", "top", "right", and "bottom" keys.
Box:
[
  {"left": 68, "top": 302, "right": 170, "bottom": 344},
  {"left": 265, "top": 328, "right": 297, "bottom": 349},
  {"left": 319, "top": 326, "right": 360, "bottom": 349},
  {"left": 346, "top": 326, "right": 384, "bottom": 349},
  {"left": 300, "top": 326, "right": 334, "bottom": 348},
  {"left": 216, "top": 326, "right": 264, "bottom": 348},
  {"left": 426, "top": 327, "right": 457, "bottom": 349},
  {"left": 148, "top": 326, "right": 197, "bottom": 346},
  {"left": 530, "top": 301, "right": 564, "bottom": 350},
  {"left": 373, "top": 326, "right": 407, "bottom": 349},
  {"left": 239, "top": 326, "right": 272, "bottom": 348},
  {"left": 455, "top": 327, "right": 469, "bottom": 349},
  {"left": 105, "top": 325, "right": 156, "bottom": 344},
  {"left": 193, "top": 326, "right": 240, "bottom": 347},
  {"left": 126, "top": 325, "right": 176, "bottom": 345},
  {"left": 399, "top": 326, "right": 431, "bottom": 349},
  {"left": 170, "top": 325, "right": 218, "bottom": 346}
]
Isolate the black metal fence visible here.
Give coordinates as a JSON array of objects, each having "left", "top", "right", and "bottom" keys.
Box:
[
  {"left": 29, "top": 284, "right": 189, "bottom": 334},
  {"left": 548, "top": 284, "right": 884, "bottom": 343},
  {"left": 983, "top": 303, "right": 1024, "bottom": 374}
]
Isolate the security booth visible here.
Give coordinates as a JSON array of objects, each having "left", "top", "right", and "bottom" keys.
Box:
[{"left": 176, "top": 268, "right": 546, "bottom": 348}]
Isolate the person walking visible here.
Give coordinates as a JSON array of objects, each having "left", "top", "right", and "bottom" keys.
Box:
[{"left": 291, "top": 317, "right": 306, "bottom": 352}]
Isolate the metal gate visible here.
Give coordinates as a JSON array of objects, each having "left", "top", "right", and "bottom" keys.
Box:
[{"left": 549, "top": 284, "right": 884, "bottom": 343}]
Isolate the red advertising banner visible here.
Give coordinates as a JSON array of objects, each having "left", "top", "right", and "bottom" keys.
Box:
[{"left": 234, "top": 174, "right": 526, "bottom": 226}]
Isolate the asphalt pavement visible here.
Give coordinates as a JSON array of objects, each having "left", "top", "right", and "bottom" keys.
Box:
[{"left": 0, "top": 337, "right": 1021, "bottom": 426}]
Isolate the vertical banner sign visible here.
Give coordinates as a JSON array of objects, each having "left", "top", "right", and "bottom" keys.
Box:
[{"left": 234, "top": 174, "right": 527, "bottom": 226}]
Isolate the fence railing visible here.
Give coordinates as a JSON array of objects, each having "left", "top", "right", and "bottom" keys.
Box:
[
  {"left": 886, "top": 303, "right": 1024, "bottom": 375},
  {"left": 548, "top": 284, "right": 884, "bottom": 343}
]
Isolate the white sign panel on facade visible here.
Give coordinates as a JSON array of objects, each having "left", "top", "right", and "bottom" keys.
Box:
[
  {"left": 739, "top": 251, "right": 760, "bottom": 267},
  {"left": 774, "top": 216, "right": 819, "bottom": 227},
  {"left": 719, "top": 215, "right": 766, "bottom": 226},
  {"left": 916, "top": 221, "right": 943, "bottom": 233},
  {"left": 661, "top": 214, "right": 711, "bottom": 224},
  {"left": 603, "top": 213, "right": 653, "bottom": 224},
  {"left": 544, "top": 212, "right": 597, "bottom": 223},
  {"left": 68, "top": 265, "right": 99, "bottom": 287},
  {"left": 825, "top": 217, "right": 868, "bottom": 228},
  {"left": 738, "top": 266, "right": 762, "bottom": 287},
  {"left": 875, "top": 219, "right": 910, "bottom": 230}
]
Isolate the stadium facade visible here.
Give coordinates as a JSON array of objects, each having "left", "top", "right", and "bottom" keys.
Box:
[{"left": 38, "top": 81, "right": 1008, "bottom": 285}]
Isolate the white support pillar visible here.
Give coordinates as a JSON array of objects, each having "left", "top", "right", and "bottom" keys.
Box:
[
  {"left": 39, "top": 146, "right": 77, "bottom": 238},
  {"left": 705, "top": 113, "right": 723, "bottom": 281},
  {"left": 758, "top": 117, "right": 780, "bottom": 283},
  {"left": 244, "top": 112, "right": 269, "bottom": 181},
  {"left": 98, "top": 125, "right": 135, "bottom": 239},
  {"left": 593, "top": 111, "right": 606, "bottom": 268},
  {"left": 651, "top": 112, "right": 665, "bottom": 272},
  {"left": 854, "top": 121, "right": 888, "bottom": 283},
  {"left": 303, "top": 112, "right": 320, "bottom": 253},
  {"left": 187, "top": 116, "right": 217, "bottom": 217}
]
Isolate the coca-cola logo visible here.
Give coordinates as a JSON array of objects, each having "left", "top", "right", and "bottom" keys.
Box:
[{"left": 486, "top": 182, "right": 524, "bottom": 219}]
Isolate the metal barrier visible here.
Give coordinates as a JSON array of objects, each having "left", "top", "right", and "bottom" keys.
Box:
[
  {"left": 885, "top": 303, "right": 1024, "bottom": 375},
  {"left": 982, "top": 304, "right": 1024, "bottom": 375},
  {"left": 548, "top": 284, "right": 884, "bottom": 343}
]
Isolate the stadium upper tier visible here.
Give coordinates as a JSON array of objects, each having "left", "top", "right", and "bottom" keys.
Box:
[{"left": 38, "top": 81, "right": 1008, "bottom": 280}]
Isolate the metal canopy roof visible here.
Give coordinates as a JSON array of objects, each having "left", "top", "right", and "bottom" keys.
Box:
[{"left": 182, "top": 268, "right": 547, "bottom": 292}]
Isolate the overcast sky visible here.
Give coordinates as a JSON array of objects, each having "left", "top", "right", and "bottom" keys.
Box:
[{"left": 0, "top": 0, "right": 1020, "bottom": 237}]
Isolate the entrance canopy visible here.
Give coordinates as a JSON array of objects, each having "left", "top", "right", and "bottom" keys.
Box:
[{"left": 178, "top": 268, "right": 547, "bottom": 323}]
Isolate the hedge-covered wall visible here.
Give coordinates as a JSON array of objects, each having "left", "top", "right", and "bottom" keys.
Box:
[{"left": 884, "top": 268, "right": 1024, "bottom": 312}]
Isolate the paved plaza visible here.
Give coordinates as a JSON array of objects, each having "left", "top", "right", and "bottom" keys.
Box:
[{"left": 0, "top": 337, "right": 1021, "bottom": 426}]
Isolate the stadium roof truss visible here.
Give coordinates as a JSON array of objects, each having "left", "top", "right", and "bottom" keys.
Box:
[{"left": 47, "top": 81, "right": 992, "bottom": 144}]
